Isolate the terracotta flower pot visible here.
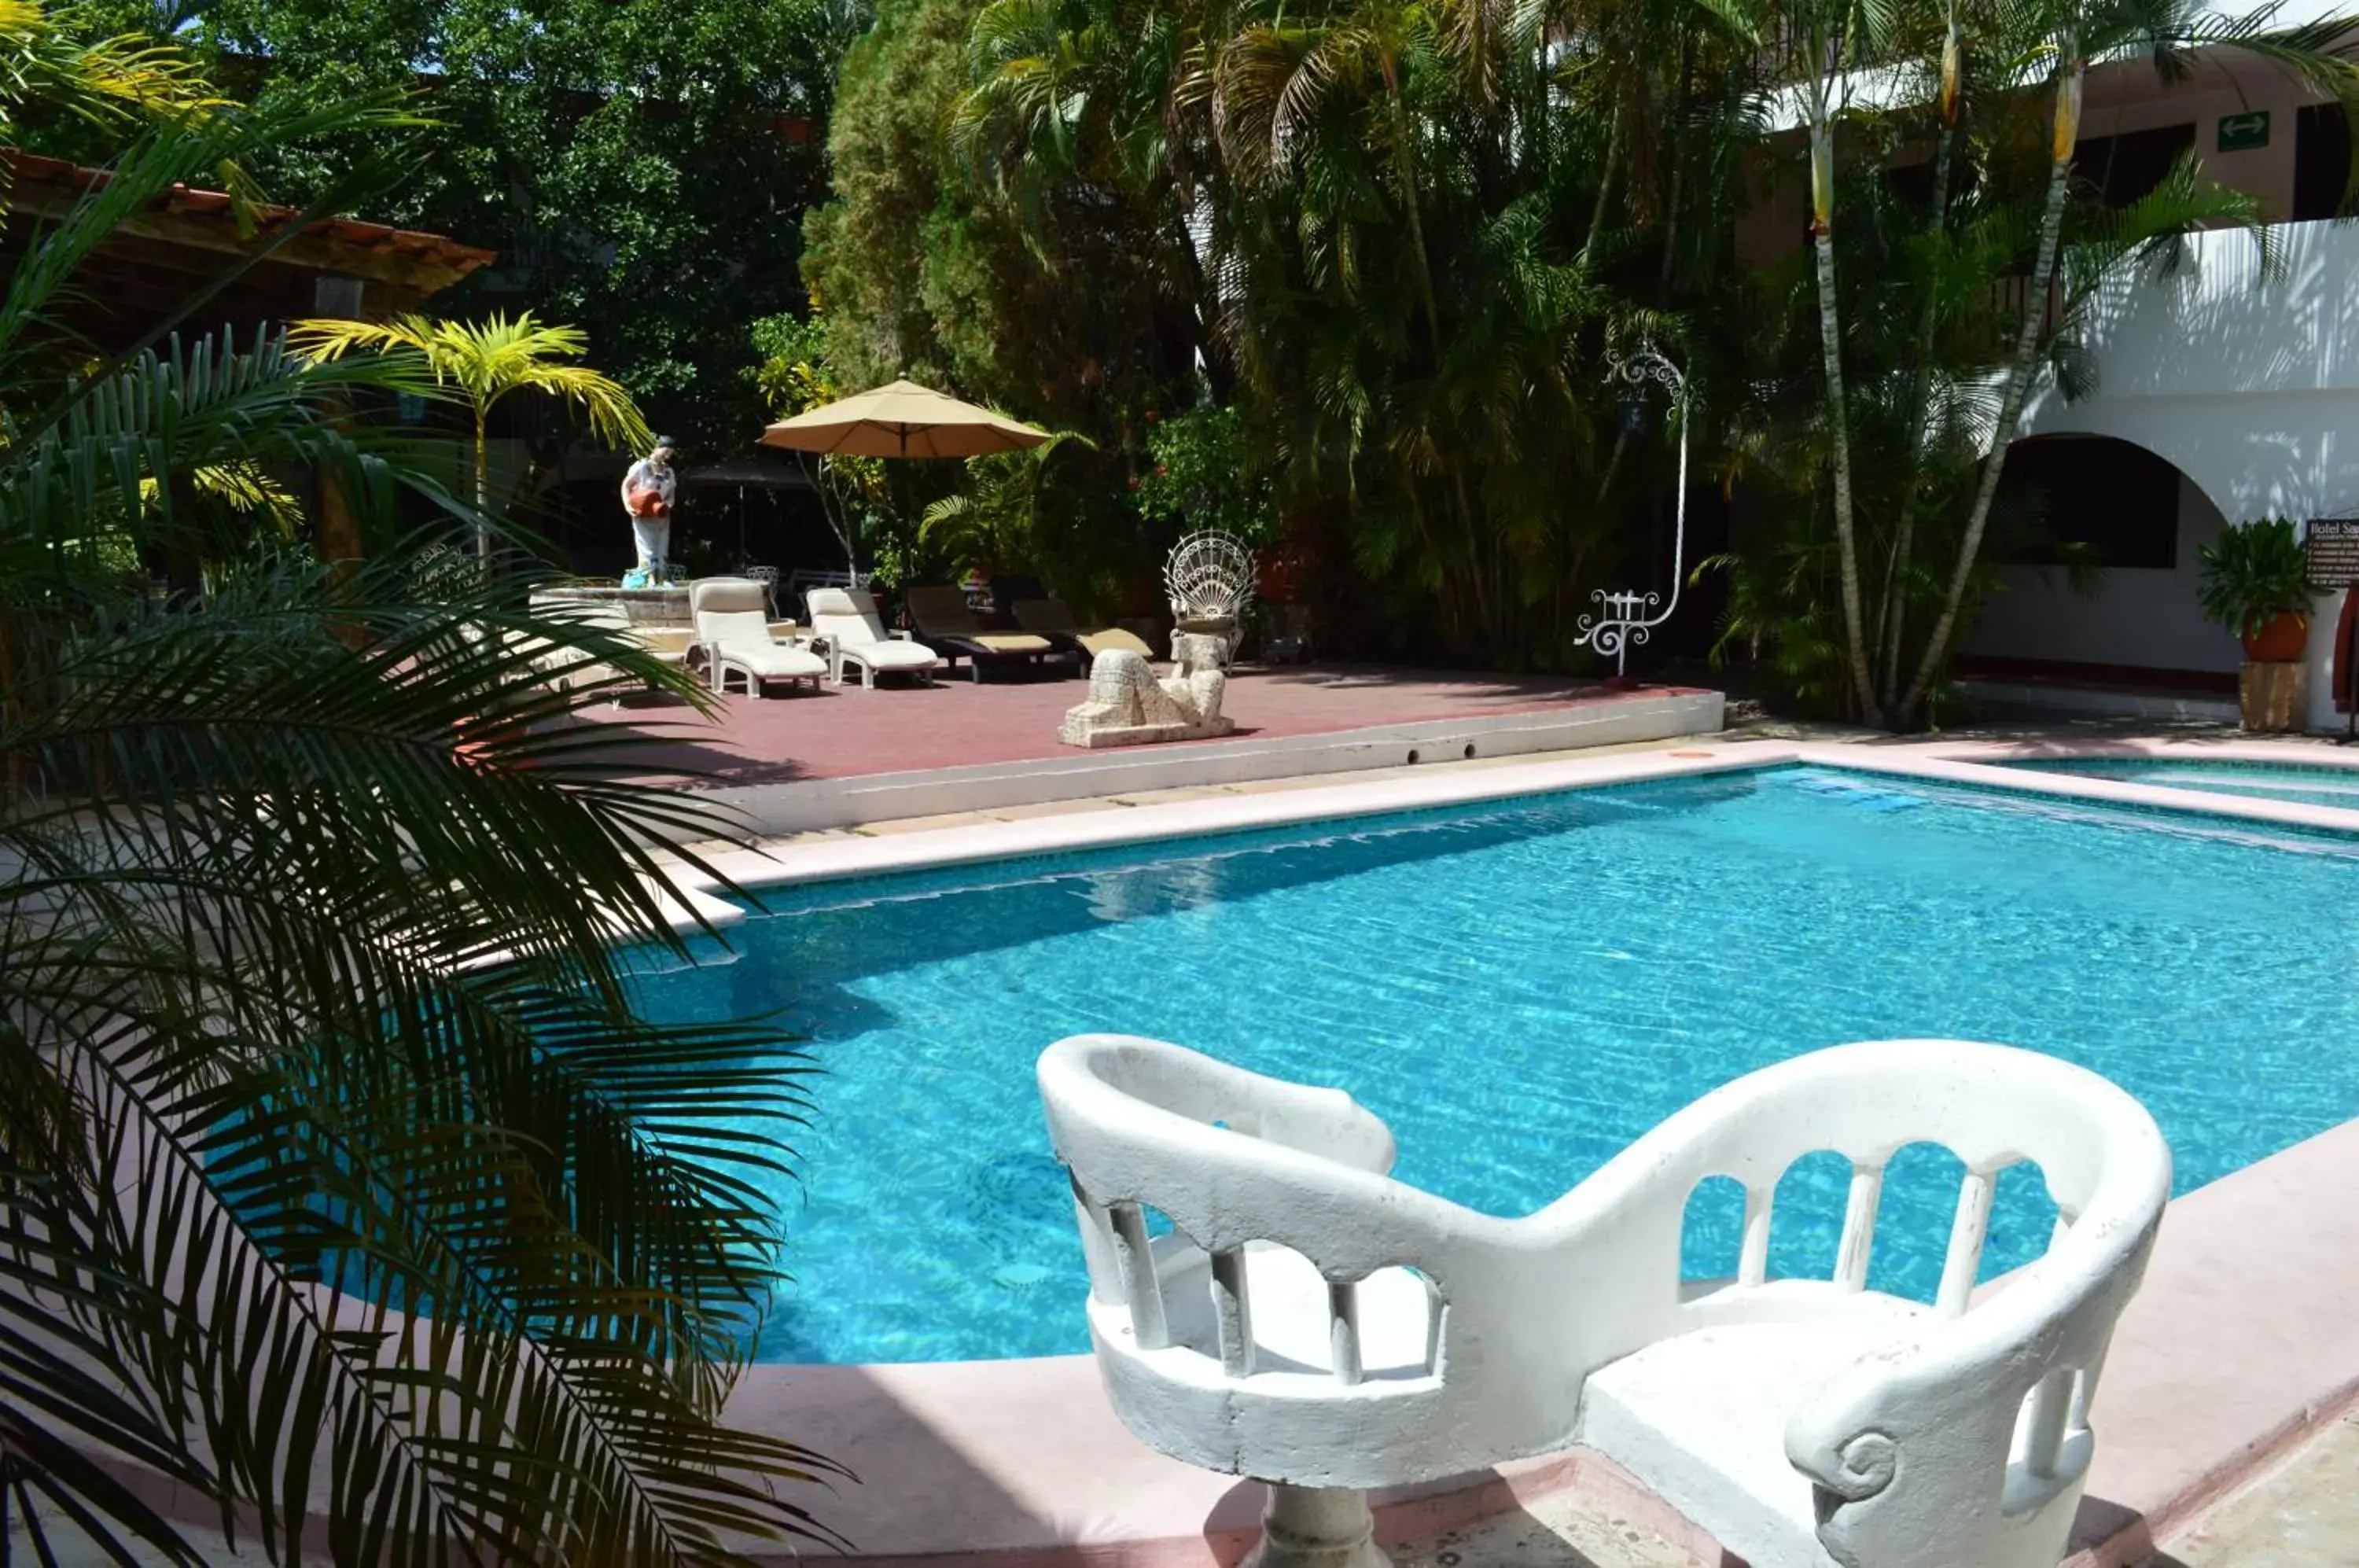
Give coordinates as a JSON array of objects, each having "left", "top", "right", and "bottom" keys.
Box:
[{"left": 2242, "top": 609, "right": 2309, "bottom": 662}]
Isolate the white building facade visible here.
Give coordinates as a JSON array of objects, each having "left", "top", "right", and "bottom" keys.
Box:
[{"left": 1952, "top": 41, "right": 2359, "bottom": 725}]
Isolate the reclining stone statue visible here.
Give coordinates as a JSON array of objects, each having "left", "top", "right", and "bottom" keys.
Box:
[{"left": 1059, "top": 633, "right": 1233, "bottom": 748}]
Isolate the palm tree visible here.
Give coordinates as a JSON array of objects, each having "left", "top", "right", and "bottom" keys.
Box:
[
  {"left": 1696, "top": 0, "right": 1898, "bottom": 723},
  {"left": 1695, "top": 0, "right": 2359, "bottom": 726},
  {"left": 951, "top": 0, "right": 1231, "bottom": 390},
  {"left": 2, "top": 84, "right": 838, "bottom": 1568},
  {"left": 1895, "top": 0, "right": 2359, "bottom": 720},
  {"left": 0, "top": 0, "right": 225, "bottom": 148},
  {"left": 287, "top": 313, "right": 656, "bottom": 556}
]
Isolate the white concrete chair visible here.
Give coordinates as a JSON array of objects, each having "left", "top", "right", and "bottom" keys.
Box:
[
  {"left": 691, "top": 577, "right": 828, "bottom": 697},
  {"left": 1037, "top": 1036, "right": 2170, "bottom": 1568},
  {"left": 804, "top": 587, "right": 942, "bottom": 688}
]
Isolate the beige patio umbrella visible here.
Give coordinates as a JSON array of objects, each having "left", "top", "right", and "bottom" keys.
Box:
[{"left": 757, "top": 377, "right": 1051, "bottom": 458}]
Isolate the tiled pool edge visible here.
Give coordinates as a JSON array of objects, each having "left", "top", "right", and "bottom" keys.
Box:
[
  {"left": 2060, "top": 1117, "right": 2359, "bottom": 1568},
  {"left": 677, "top": 737, "right": 2359, "bottom": 907},
  {"left": 681, "top": 744, "right": 1797, "bottom": 897},
  {"left": 1805, "top": 740, "right": 2359, "bottom": 836},
  {"left": 672, "top": 737, "right": 2359, "bottom": 1568}
]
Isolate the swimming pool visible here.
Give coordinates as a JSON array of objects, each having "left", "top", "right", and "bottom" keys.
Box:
[
  {"left": 2000, "top": 755, "right": 2359, "bottom": 812},
  {"left": 628, "top": 764, "right": 2359, "bottom": 1364}
]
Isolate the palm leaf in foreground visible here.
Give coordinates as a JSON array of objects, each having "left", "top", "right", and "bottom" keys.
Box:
[{"left": 1, "top": 547, "right": 847, "bottom": 1564}]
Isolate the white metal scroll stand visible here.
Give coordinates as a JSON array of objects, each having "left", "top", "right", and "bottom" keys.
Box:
[{"left": 1575, "top": 338, "right": 1688, "bottom": 679}]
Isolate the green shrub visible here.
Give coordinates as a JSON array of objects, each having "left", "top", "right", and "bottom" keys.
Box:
[{"left": 2197, "top": 518, "right": 2315, "bottom": 639}]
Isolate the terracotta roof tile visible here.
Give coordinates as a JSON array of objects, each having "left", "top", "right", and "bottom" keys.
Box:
[{"left": 5, "top": 149, "right": 496, "bottom": 281}]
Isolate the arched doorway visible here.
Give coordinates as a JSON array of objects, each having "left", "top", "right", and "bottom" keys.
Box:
[
  {"left": 1993, "top": 434, "right": 2186, "bottom": 569},
  {"left": 1958, "top": 433, "right": 2243, "bottom": 683}
]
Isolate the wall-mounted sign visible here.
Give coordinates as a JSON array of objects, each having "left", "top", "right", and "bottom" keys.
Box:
[
  {"left": 2218, "top": 111, "right": 2271, "bottom": 153},
  {"left": 2306, "top": 517, "right": 2359, "bottom": 586}
]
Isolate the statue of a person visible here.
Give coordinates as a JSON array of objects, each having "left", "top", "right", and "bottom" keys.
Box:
[{"left": 620, "top": 437, "right": 679, "bottom": 581}]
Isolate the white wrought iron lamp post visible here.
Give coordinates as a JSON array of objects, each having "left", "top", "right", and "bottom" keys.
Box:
[{"left": 1576, "top": 337, "right": 1689, "bottom": 679}]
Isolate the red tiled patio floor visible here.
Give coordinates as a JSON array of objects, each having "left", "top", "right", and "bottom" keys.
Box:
[{"left": 588, "top": 663, "right": 1676, "bottom": 786}]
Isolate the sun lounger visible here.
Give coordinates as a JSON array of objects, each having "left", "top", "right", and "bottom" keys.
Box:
[
  {"left": 1009, "top": 598, "right": 1154, "bottom": 661},
  {"left": 984, "top": 574, "right": 1157, "bottom": 661},
  {"left": 903, "top": 583, "right": 1075, "bottom": 682},
  {"left": 804, "top": 587, "right": 943, "bottom": 688},
  {"left": 691, "top": 577, "right": 829, "bottom": 697}
]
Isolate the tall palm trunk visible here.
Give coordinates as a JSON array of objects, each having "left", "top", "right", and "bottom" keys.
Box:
[
  {"left": 1807, "top": 90, "right": 1882, "bottom": 724},
  {"left": 1591, "top": 89, "right": 1631, "bottom": 510},
  {"left": 1382, "top": 55, "right": 1496, "bottom": 654},
  {"left": 472, "top": 403, "right": 491, "bottom": 560},
  {"left": 1875, "top": 14, "right": 1963, "bottom": 705},
  {"left": 1901, "top": 43, "right": 2082, "bottom": 721},
  {"left": 1657, "top": 24, "right": 1695, "bottom": 292},
  {"left": 1584, "top": 103, "right": 1623, "bottom": 262},
  {"left": 1382, "top": 61, "right": 1447, "bottom": 370}
]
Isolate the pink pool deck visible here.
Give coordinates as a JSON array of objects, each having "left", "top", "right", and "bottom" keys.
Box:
[
  {"left": 587, "top": 663, "right": 1671, "bottom": 786},
  {"left": 684, "top": 739, "right": 2359, "bottom": 1568}
]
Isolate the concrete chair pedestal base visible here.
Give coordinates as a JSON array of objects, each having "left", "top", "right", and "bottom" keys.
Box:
[{"left": 1244, "top": 1485, "right": 1389, "bottom": 1568}]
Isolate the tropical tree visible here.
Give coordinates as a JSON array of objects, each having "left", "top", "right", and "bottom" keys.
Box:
[
  {"left": 62, "top": 0, "right": 857, "bottom": 446},
  {"left": 845, "top": 0, "right": 2358, "bottom": 695},
  {"left": 949, "top": 0, "right": 1227, "bottom": 386},
  {"left": 1893, "top": 0, "right": 2359, "bottom": 719},
  {"left": 929, "top": 0, "right": 1763, "bottom": 666},
  {"left": 1700, "top": 0, "right": 1901, "bottom": 721},
  {"left": 287, "top": 311, "right": 656, "bottom": 556},
  {"left": 0, "top": 0, "right": 224, "bottom": 150},
  {"left": 2, "top": 83, "right": 838, "bottom": 1568},
  {"left": 918, "top": 426, "right": 1097, "bottom": 576},
  {"left": 1702, "top": 0, "right": 2359, "bottom": 726}
]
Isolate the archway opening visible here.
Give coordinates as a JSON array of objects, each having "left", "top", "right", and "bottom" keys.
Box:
[{"left": 1991, "top": 434, "right": 2186, "bottom": 570}]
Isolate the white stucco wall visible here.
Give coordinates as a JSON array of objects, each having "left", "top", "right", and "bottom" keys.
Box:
[
  {"left": 1960, "top": 476, "right": 2244, "bottom": 673},
  {"left": 1965, "top": 221, "right": 2359, "bottom": 683},
  {"left": 2019, "top": 223, "right": 2359, "bottom": 524}
]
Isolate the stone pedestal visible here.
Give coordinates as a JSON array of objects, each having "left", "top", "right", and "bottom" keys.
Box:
[
  {"left": 1241, "top": 1485, "right": 1389, "bottom": 1568},
  {"left": 529, "top": 582, "right": 692, "bottom": 626},
  {"left": 2240, "top": 660, "right": 2306, "bottom": 733}
]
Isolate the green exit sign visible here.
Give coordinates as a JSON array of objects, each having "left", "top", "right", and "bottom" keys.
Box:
[{"left": 2218, "top": 111, "right": 2271, "bottom": 152}]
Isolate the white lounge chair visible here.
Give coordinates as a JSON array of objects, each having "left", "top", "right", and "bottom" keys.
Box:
[
  {"left": 804, "top": 587, "right": 942, "bottom": 688},
  {"left": 691, "top": 577, "right": 828, "bottom": 697},
  {"left": 1037, "top": 1036, "right": 2170, "bottom": 1568}
]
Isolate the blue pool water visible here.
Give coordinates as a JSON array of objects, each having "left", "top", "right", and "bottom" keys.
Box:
[
  {"left": 2004, "top": 755, "right": 2359, "bottom": 812},
  {"left": 627, "top": 766, "right": 2359, "bottom": 1364}
]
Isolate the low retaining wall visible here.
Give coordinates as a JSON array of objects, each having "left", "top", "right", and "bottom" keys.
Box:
[{"left": 699, "top": 689, "right": 1724, "bottom": 837}]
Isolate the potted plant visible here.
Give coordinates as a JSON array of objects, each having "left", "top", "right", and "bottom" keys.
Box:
[
  {"left": 2199, "top": 517, "right": 2313, "bottom": 660},
  {"left": 2199, "top": 517, "right": 2316, "bottom": 732}
]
